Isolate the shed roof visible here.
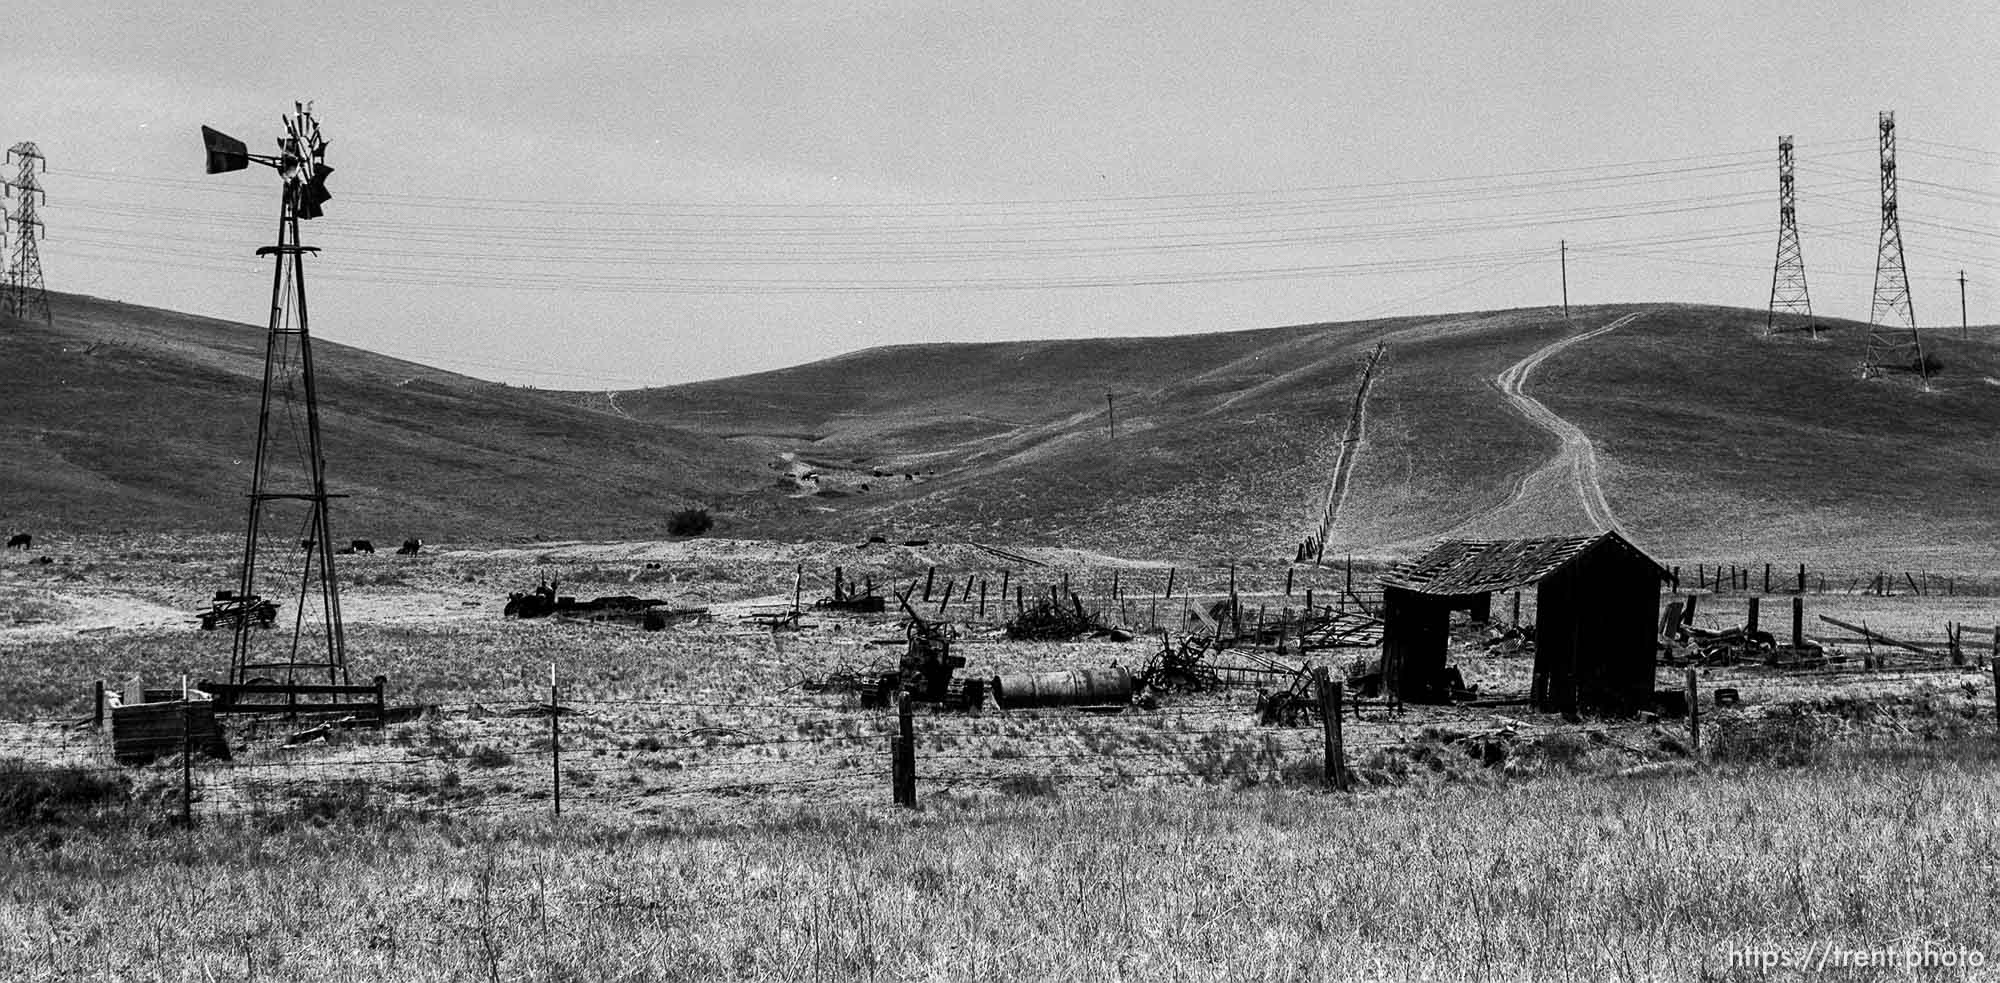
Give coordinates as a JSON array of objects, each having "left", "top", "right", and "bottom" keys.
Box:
[{"left": 1379, "top": 531, "right": 1666, "bottom": 595}]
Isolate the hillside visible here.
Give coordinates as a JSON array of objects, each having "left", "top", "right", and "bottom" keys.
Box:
[
  {"left": 612, "top": 303, "right": 2000, "bottom": 566},
  {"left": 0, "top": 293, "right": 770, "bottom": 541},
  {"left": 5, "top": 295, "right": 1997, "bottom": 568}
]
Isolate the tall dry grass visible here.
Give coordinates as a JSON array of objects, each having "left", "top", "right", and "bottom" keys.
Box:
[{"left": 3, "top": 741, "right": 1996, "bottom": 981}]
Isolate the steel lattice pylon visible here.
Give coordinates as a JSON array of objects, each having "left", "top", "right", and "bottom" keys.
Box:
[
  {"left": 3, "top": 142, "right": 50, "bottom": 325},
  {"left": 1766, "top": 135, "right": 1813, "bottom": 337},
  {"left": 1864, "top": 111, "right": 1925, "bottom": 379}
]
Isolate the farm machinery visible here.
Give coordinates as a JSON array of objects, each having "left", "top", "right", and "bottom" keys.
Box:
[
  {"left": 807, "top": 597, "right": 985, "bottom": 712},
  {"left": 855, "top": 599, "right": 985, "bottom": 712},
  {"left": 198, "top": 590, "right": 277, "bottom": 631}
]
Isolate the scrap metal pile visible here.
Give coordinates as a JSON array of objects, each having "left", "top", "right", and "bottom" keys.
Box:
[{"left": 502, "top": 578, "right": 706, "bottom": 630}]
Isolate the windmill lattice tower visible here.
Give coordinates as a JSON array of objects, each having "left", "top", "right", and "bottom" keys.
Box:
[
  {"left": 3, "top": 142, "right": 49, "bottom": 324},
  {"left": 201, "top": 105, "right": 348, "bottom": 691}
]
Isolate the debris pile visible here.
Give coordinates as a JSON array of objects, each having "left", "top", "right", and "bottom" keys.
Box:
[
  {"left": 1005, "top": 591, "right": 1105, "bottom": 641},
  {"left": 502, "top": 579, "right": 704, "bottom": 630}
]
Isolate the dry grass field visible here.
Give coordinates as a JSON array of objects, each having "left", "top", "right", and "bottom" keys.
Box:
[{"left": 3, "top": 534, "right": 1999, "bottom": 979}]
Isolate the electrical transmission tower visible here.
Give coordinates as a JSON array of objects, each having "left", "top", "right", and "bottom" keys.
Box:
[
  {"left": 3, "top": 142, "right": 49, "bottom": 324},
  {"left": 1863, "top": 111, "right": 1925, "bottom": 379},
  {"left": 1766, "top": 135, "right": 1813, "bottom": 337}
]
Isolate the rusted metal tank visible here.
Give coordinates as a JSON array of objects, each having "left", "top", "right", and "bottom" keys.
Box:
[{"left": 991, "top": 668, "right": 1133, "bottom": 709}]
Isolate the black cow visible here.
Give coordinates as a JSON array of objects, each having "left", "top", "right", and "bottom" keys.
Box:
[
  {"left": 300, "top": 538, "right": 316, "bottom": 551},
  {"left": 396, "top": 538, "right": 423, "bottom": 556},
  {"left": 350, "top": 539, "right": 375, "bottom": 554},
  {"left": 6, "top": 533, "right": 30, "bottom": 550}
]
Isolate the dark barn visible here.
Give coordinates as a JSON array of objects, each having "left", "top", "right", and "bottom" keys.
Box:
[{"left": 1379, "top": 532, "right": 1669, "bottom": 715}]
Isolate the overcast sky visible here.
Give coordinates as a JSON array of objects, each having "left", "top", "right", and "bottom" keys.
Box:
[{"left": 6, "top": 1, "right": 1996, "bottom": 387}]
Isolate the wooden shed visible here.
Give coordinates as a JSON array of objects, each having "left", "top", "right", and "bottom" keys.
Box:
[{"left": 1378, "top": 532, "right": 1669, "bottom": 715}]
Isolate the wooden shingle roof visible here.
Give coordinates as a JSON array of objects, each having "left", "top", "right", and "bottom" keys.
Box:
[{"left": 1379, "top": 531, "right": 1665, "bottom": 595}]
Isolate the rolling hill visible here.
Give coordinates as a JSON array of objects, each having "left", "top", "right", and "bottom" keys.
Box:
[
  {"left": 0, "top": 294, "right": 771, "bottom": 541},
  {"left": 4, "top": 294, "right": 1997, "bottom": 569}
]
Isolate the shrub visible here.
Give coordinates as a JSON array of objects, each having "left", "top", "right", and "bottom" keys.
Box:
[
  {"left": 667, "top": 509, "right": 713, "bottom": 536},
  {"left": 467, "top": 745, "right": 514, "bottom": 769},
  {"left": 0, "top": 762, "right": 131, "bottom": 827},
  {"left": 996, "top": 773, "right": 1059, "bottom": 798}
]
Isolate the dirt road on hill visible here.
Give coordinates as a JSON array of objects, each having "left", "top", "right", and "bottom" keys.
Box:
[{"left": 1440, "top": 312, "right": 1641, "bottom": 540}]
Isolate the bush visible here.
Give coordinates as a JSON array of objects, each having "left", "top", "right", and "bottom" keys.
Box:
[
  {"left": 0, "top": 763, "right": 131, "bottom": 826},
  {"left": 667, "top": 509, "right": 713, "bottom": 536},
  {"left": 467, "top": 744, "right": 514, "bottom": 769}
]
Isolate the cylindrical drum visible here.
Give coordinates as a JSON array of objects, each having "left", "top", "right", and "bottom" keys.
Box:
[{"left": 990, "top": 668, "right": 1133, "bottom": 709}]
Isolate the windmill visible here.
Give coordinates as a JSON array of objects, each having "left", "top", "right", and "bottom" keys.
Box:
[{"left": 198, "top": 104, "right": 373, "bottom": 714}]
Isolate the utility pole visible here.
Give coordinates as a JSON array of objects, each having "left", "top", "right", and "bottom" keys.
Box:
[
  {"left": 1960, "top": 270, "right": 1968, "bottom": 341},
  {"left": 1559, "top": 239, "right": 1570, "bottom": 320},
  {"left": 1863, "top": 111, "right": 1926, "bottom": 381},
  {"left": 1767, "top": 134, "right": 1814, "bottom": 338}
]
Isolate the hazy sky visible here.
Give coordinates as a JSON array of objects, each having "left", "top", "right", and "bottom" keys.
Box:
[{"left": 6, "top": 1, "right": 1996, "bottom": 387}]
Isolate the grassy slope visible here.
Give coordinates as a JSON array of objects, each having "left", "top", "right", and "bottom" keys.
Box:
[
  {"left": 8, "top": 294, "right": 1996, "bottom": 567},
  {"left": 617, "top": 312, "right": 1543, "bottom": 559},
  {"left": 1539, "top": 304, "right": 2000, "bottom": 566},
  {"left": 0, "top": 294, "right": 770, "bottom": 541}
]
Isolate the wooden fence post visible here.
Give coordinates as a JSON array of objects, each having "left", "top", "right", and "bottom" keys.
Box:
[
  {"left": 1511, "top": 592, "right": 1522, "bottom": 627},
  {"left": 1763, "top": 564, "right": 1771, "bottom": 594},
  {"left": 180, "top": 674, "right": 193, "bottom": 827},
  {"left": 1796, "top": 563, "right": 1806, "bottom": 593},
  {"left": 1791, "top": 596, "right": 1804, "bottom": 650},
  {"left": 1165, "top": 568, "right": 1175, "bottom": 600},
  {"left": 1746, "top": 596, "right": 1759, "bottom": 635},
  {"left": 1317, "top": 669, "right": 1346, "bottom": 791},
  {"left": 978, "top": 579, "right": 988, "bottom": 619},
  {"left": 999, "top": 569, "right": 1010, "bottom": 608},
  {"left": 938, "top": 578, "right": 953, "bottom": 614},
  {"left": 549, "top": 664, "right": 564, "bottom": 817},
  {"left": 1112, "top": 569, "right": 1121, "bottom": 601},
  {"left": 923, "top": 567, "right": 936, "bottom": 602},
  {"left": 93, "top": 680, "right": 105, "bottom": 730},
  {"left": 893, "top": 693, "right": 917, "bottom": 808},
  {"left": 1685, "top": 668, "right": 1700, "bottom": 752},
  {"left": 1992, "top": 656, "right": 2000, "bottom": 737},
  {"left": 1285, "top": 567, "right": 1294, "bottom": 597}
]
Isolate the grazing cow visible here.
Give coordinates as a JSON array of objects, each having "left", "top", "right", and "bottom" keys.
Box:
[
  {"left": 350, "top": 539, "right": 375, "bottom": 554},
  {"left": 396, "top": 538, "right": 423, "bottom": 556},
  {"left": 6, "top": 533, "right": 30, "bottom": 550},
  {"left": 299, "top": 538, "right": 316, "bottom": 551}
]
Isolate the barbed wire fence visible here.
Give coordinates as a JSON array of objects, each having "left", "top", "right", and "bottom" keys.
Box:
[{"left": 3, "top": 652, "right": 1995, "bottom": 827}]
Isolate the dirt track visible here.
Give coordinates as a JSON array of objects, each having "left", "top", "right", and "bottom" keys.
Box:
[{"left": 1439, "top": 312, "right": 1641, "bottom": 540}]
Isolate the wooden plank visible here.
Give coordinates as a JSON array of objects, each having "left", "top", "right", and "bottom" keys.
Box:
[
  {"left": 1814, "top": 615, "right": 1946, "bottom": 658},
  {"left": 213, "top": 701, "right": 383, "bottom": 716},
  {"left": 208, "top": 682, "right": 380, "bottom": 697}
]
